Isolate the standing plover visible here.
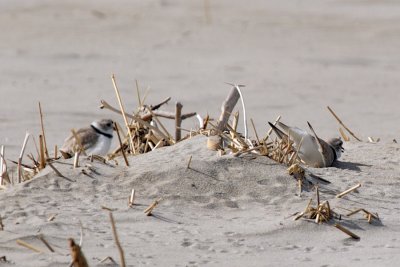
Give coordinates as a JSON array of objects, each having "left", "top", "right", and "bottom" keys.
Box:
[
  {"left": 60, "top": 119, "right": 114, "bottom": 159},
  {"left": 268, "top": 121, "right": 344, "bottom": 168}
]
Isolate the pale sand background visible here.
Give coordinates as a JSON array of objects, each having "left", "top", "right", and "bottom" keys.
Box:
[
  {"left": 1, "top": 0, "right": 400, "bottom": 266},
  {"left": 1, "top": 0, "right": 400, "bottom": 159}
]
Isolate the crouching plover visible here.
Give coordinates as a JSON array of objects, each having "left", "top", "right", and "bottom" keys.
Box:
[
  {"left": 268, "top": 121, "right": 344, "bottom": 168},
  {"left": 60, "top": 119, "right": 114, "bottom": 159}
]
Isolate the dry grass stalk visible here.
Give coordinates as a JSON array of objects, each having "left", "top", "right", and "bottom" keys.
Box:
[
  {"left": 0, "top": 145, "right": 9, "bottom": 185},
  {"left": 226, "top": 124, "right": 248, "bottom": 149},
  {"left": 73, "top": 152, "right": 80, "bottom": 169},
  {"left": 128, "top": 189, "right": 135, "bottom": 207},
  {"left": 294, "top": 198, "right": 313, "bottom": 221},
  {"left": 100, "top": 256, "right": 117, "bottom": 264},
  {"left": 336, "top": 183, "right": 361, "bottom": 198},
  {"left": 294, "top": 197, "right": 333, "bottom": 224},
  {"left": 334, "top": 223, "right": 360, "bottom": 239},
  {"left": 47, "top": 162, "right": 74, "bottom": 182},
  {"left": 347, "top": 208, "right": 379, "bottom": 223},
  {"left": 232, "top": 111, "right": 239, "bottom": 132},
  {"left": 250, "top": 118, "right": 260, "bottom": 145},
  {"left": 69, "top": 238, "right": 89, "bottom": 267},
  {"left": 109, "top": 212, "right": 126, "bottom": 267},
  {"left": 38, "top": 134, "right": 46, "bottom": 172},
  {"left": 38, "top": 102, "right": 49, "bottom": 159},
  {"left": 175, "top": 102, "right": 183, "bottom": 142},
  {"left": 18, "top": 132, "right": 31, "bottom": 183},
  {"left": 38, "top": 234, "right": 54, "bottom": 253},
  {"left": 135, "top": 79, "right": 142, "bottom": 107},
  {"left": 339, "top": 127, "right": 350, "bottom": 142},
  {"left": 187, "top": 155, "right": 193, "bottom": 169},
  {"left": 54, "top": 144, "right": 58, "bottom": 159},
  {"left": 47, "top": 214, "right": 57, "bottom": 222},
  {"left": 114, "top": 122, "right": 129, "bottom": 167},
  {"left": 327, "top": 106, "right": 362, "bottom": 142},
  {"left": 16, "top": 239, "right": 43, "bottom": 253},
  {"left": 233, "top": 145, "right": 263, "bottom": 157},
  {"left": 111, "top": 74, "right": 136, "bottom": 154},
  {"left": 0, "top": 215, "right": 3, "bottom": 230},
  {"left": 101, "top": 206, "right": 117, "bottom": 211},
  {"left": 144, "top": 198, "right": 162, "bottom": 216}
]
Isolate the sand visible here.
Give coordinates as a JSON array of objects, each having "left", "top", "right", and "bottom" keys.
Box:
[
  {"left": 0, "top": 136, "right": 400, "bottom": 266},
  {"left": 1, "top": 0, "right": 400, "bottom": 266}
]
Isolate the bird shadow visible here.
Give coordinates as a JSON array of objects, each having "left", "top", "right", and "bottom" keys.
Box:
[{"left": 332, "top": 160, "right": 372, "bottom": 171}]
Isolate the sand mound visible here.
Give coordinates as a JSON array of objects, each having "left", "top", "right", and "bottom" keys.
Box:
[{"left": 1, "top": 135, "right": 399, "bottom": 266}]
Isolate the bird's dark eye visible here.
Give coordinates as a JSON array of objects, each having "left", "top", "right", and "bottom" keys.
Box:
[{"left": 107, "top": 123, "right": 112, "bottom": 127}]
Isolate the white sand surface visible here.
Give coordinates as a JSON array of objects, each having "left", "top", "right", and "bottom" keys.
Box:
[
  {"left": 0, "top": 136, "right": 399, "bottom": 266},
  {"left": 1, "top": 0, "right": 400, "bottom": 266}
]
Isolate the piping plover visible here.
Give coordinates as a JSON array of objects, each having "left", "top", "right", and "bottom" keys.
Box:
[
  {"left": 268, "top": 121, "right": 344, "bottom": 168},
  {"left": 60, "top": 119, "right": 114, "bottom": 159}
]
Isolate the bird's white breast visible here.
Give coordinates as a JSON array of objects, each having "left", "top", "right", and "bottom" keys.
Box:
[{"left": 86, "top": 134, "right": 112, "bottom": 156}]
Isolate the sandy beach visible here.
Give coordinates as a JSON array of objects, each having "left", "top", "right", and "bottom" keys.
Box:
[{"left": 1, "top": 0, "right": 400, "bottom": 266}]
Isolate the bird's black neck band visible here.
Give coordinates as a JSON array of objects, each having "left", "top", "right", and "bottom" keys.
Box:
[
  {"left": 91, "top": 125, "right": 113, "bottom": 138},
  {"left": 331, "top": 146, "right": 337, "bottom": 161}
]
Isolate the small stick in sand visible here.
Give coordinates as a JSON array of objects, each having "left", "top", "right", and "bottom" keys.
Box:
[
  {"left": 294, "top": 198, "right": 313, "bottom": 221},
  {"left": 47, "top": 162, "right": 75, "bottom": 182},
  {"left": 18, "top": 132, "right": 31, "bottom": 183},
  {"left": 0, "top": 215, "right": 4, "bottom": 230},
  {"left": 114, "top": 122, "right": 129, "bottom": 167},
  {"left": 69, "top": 238, "right": 89, "bottom": 267},
  {"left": 339, "top": 127, "right": 350, "bottom": 142},
  {"left": 175, "top": 102, "right": 183, "bottom": 142},
  {"left": 38, "top": 102, "right": 49, "bottom": 159},
  {"left": 100, "top": 256, "right": 117, "bottom": 264},
  {"left": 109, "top": 212, "right": 126, "bottom": 267},
  {"left": 38, "top": 234, "right": 54, "bottom": 253},
  {"left": 346, "top": 208, "right": 363, "bottom": 217},
  {"left": 327, "top": 106, "right": 362, "bottom": 141},
  {"left": 38, "top": 134, "right": 46, "bottom": 171},
  {"left": 111, "top": 74, "right": 135, "bottom": 154},
  {"left": 216, "top": 86, "right": 240, "bottom": 133},
  {"left": 316, "top": 185, "right": 320, "bottom": 206},
  {"left": 334, "top": 223, "right": 360, "bottom": 240},
  {"left": 73, "top": 152, "right": 80, "bottom": 169},
  {"left": 187, "top": 155, "right": 193, "bottom": 169},
  {"left": 128, "top": 189, "right": 135, "bottom": 207},
  {"left": 336, "top": 183, "right": 361, "bottom": 198},
  {"left": 101, "top": 206, "right": 117, "bottom": 212},
  {"left": 16, "top": 239, "right": 43, "bottom": 253},
  {"left": 135, "top": 79, "right": 142, "bottom": 108},
  {"left": 47, "top": 214, "right": 57, "bottom": 222},
  {"left": 144, "top": 198, "right": 162, "bottom": 216}
]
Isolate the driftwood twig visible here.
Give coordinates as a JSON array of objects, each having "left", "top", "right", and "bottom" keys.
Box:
[{"left": 327, "top": 106, "right": 361, "bottom": 141}]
